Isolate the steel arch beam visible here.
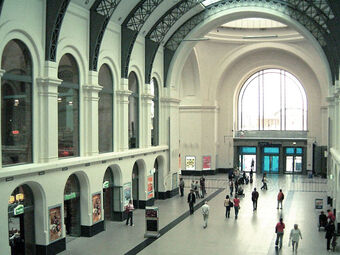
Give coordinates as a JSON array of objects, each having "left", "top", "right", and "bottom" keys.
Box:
[
  {"left": 163, "top": 0, "right": 339, "bottom": 84},
  {"left": 45, "top": 0, "right": 71, "bottom": 61},
  {"left": 0, "top": 0, "right": 4, "bottom": 17},
  {"left": 89, "top": 0, "right": 121, "bottom": 71},
  {"left": 121, "top": 0, "right": 163, "bottom": 78}
]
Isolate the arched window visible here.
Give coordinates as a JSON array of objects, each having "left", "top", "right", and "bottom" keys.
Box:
[
  {"left": 98, "top": 64, "right": 113, "bottom": 153},
  {"left": 238, "top": 69, "right": 307, "bottom": 131},
  {"left": 151, "top": 78, "right": 159, "bottom": 146},
  {"left": 58, "top": 54, "right": 79, "bottom": 158},
  {"left": 1, "top": 40, "right": 33, "bottom": 166},
  {"left": 128, "top": 72, "right": 139, "bottom": 149}
]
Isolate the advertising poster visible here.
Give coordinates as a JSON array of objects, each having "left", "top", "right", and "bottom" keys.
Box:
[
  {"left": 185, "top": 156, "right": 196, "bottom": 170},
  {"left": 203, "top": 156, "right": 211, "bottom": 170},
  {"left": 315, "top": 198, "right": 323, "bottom": 209},
  {"left": 123, "top": 182, "right": 132, "bottom": 207},
  {"left": 92, "top": 193, "right": 102, "bottom": 223},
  {"left": 49, "top": 206, "right": 62, "bottom": 242},
  {"left": 147, "top": 175, "right": 154, "bottom": 199}
]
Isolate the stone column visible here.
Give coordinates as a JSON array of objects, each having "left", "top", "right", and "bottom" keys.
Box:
[
  {"left": 36, "top": 77, "right": 61, "bottom": 163},
  {"left": 83, "top": 71, "right": 102, "bottom": 156},
  {"left": 0, "top": 69, "right": 4, "bottom": 168},
  {"left": 116, "top": 78, "right": 131, "bottom": 151}
]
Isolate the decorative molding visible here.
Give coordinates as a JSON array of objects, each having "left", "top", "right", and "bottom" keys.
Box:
[
  {"left": 116, "top": 89, "right": 132, "bottom": 97},
  {"left": 160, "top": 97, "right": 181, "bottom": 104},
  {"left": 36, "top": 77, "right": 62, "bottom": 87},
  {"left": 83, "top": 85, "right": 103, "bottom": 92}
]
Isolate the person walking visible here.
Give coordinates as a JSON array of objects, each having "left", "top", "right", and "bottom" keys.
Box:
[
  {"left": 289, "top": 224, "right": 302, "bottom": 253},
  {"left": 277, "top": 189, "right": 284, "bottom": 209},
  {"left": 224, "top": 195, "right": 232, "bottom": 218},
  {"left": 233, "top": 195, "right": 240, "bottom": 220},
  {"left": 179, "top": 178, "right": 185, "bottom": 197},
  {"left": 187, "top": 189, "right": 196, "bottom": 215},
  {"left": 275, "top": 218, "right": 285, "bottom": 248},
  {"left": 327, "top": 209, "right": 336, "bottom": 222},
  {"left": 194, "top": 181, "right": 200, "bottom": 198},
  {"left": 200, "top": 176, "right": 206, "bottom": 198},
  {"left": 261, "top": 173, "right": 268, "bottom": 190},
  {"left": 325, "top": 220, "right": 335, "bottom": 252},
  {"left": 125, "top": 200, "right": 134, "bottom": 226},
  {"left": 251, "top": 188, "right": 259, "bottom": 211},
  {"left": 229, "top": 180, "right": 234, "bottom": 197},
  {"left": 201, "top": 201, "right": 210, "bottom": 228}
]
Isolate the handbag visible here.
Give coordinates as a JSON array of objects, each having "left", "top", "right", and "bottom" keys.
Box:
[{"left": 229, "top": 201, "right": 234, "bottom": 207}]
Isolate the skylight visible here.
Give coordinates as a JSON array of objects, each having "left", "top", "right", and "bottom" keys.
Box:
[{"left": 202, "top": 0, "right": 220, "bottom": 7}]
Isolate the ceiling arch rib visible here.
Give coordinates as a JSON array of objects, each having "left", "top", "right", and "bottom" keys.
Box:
[
  {"left": 145, "top": 0, "right": 205, "bottom": 85},
  {"left": 121, "top": 0, "right": 164, "bottom": 78},
  {"left": 89, "top": 0, "right": 122, "bottom": 71},
  {"left": 45, "top": 0, "right": 71, "bottom": 62},
  {"left": 164, "top": 0, "right": 339, "bottom": 85}
]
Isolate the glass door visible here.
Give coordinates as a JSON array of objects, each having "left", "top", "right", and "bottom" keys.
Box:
[
  {"left": 285, "top": 147, "right": 303, "bottom": 173},
  {"left": 263, "top": 147, "right": 280, "bottom": 173},
  {"left": 239, "top": 147, "right": 257, "bottom": 172}
]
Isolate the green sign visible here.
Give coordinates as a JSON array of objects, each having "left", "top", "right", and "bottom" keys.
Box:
[
  {"left": 103, "top": 181, "right": 109, "bottom": 189},
  {"left": 14, "top": 204, "right": 24, "bottom": 216},
  {"left": 64, "top": 192, "right": 76, "bottom": 201}
]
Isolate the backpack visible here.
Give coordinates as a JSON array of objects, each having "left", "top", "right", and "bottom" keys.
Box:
[
  {"left": 229, "top": 201, "right": 234, "bottom": 208},
  {"left": 282, "top": 193, "right": 284, "bottom": 200}
]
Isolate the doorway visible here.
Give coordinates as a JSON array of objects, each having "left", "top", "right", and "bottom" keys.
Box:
[
  {"left": 132, "top": 163, "right": 139, "bottom": 208},
  {"left": 103, "top": 168, "right": 113, "bottom": 221},
  {"left": 238, "top": 147, "right": 256, "bottom": 172},
  {"left": 8, "top": 185, "right": 35, "bottom": 255},
  {"left": 263, "top": 147, "right": 280, "bottom": 173},
  {"left": 154, "top": 159, "right": 159, "bottom": 199},
  {"left": 64, "top": 174, "right": 81, "bottom": 237},
  {"left": 285, "top": 147, "right": 303, "bottom": 173}
]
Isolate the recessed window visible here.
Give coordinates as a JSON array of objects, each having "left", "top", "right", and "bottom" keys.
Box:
[{"left": 238, "top": 69, "right": 307, "bottom": 131}]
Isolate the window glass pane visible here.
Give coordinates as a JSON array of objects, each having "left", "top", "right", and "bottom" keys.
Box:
[
  {"left": 128, "top": 72, "right": 138, "bottom": 148},
  {"left": 58, "top": 54, "right": 79, "bottom": 158},
  {"left": 1, "top": 40, "right": 32, "bottom": 166},
  {"left": 241, "top": 147, "right": 256, "bottom": 154},
  {"left": 264, "top": 147, "right": 279, "bottom": 154},
  {"left": 151, "top": 78, "right": 159, "bottom": 146},
  {"left": 296, "top": 148, "right": 302, "bottom": 154},
  {"left": 263, "top": 71, "right": 280, "bottom": 130},
  {"left": 285, "top": 75, "right": 304, "bottom": 130},
  {"left": 240, "top": 76, "right": 259, "bottom": 130},
  {"left": 98, "top": 64, "right": 113, "bottom": 153},
  {"left": 286, "top": 148, "right": 295, "bottom": 154}
]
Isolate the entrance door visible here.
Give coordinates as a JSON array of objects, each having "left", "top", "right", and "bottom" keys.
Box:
[
  {"left": 103, "top": 168, "right": 113, "bottom": 221},
  {"left": 239, "top": 155, "right": 256, "bottom": 172},
  {"left": 286, "top": 156, "right": 302, "bottom": 173},
  {"left": 263, "top": 155, "right": 279, "bottom": 173},
  {"left": 154, "top": 159, "right": 159, "bottom": 199}
]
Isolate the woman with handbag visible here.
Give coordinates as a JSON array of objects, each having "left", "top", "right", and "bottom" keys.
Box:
[{"left": 224, "top": 195, "right": 232, "bottom": 218}]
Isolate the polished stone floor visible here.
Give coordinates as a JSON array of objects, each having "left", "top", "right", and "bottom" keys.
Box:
[{"left": 60, "top": 174, "right": 337, "bottom": 255}]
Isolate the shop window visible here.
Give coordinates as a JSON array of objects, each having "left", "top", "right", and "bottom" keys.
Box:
[
  {"left": 1, "top": 40, "right": 33, "bottom": 166},
  {"left": 98, "top": 64, "right": 113, "bottom": 153}
]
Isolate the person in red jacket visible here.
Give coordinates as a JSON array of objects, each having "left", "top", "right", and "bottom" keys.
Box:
[
  {"left": 233, "top": 195, "right": 240, "bottom": 220},
  {"left": 277, "top": 189, "right": 284, "bottom": 209},
  {"left": 327, "top": 209, "right": 336, "bottom": 222},
  {"left": 275, "top": 218, "right": 285, "bottom": 248}
]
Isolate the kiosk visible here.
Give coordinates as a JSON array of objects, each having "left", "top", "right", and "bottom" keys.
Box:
[{"left": 144, "top": 206, "right": 160, "bottom": 238}]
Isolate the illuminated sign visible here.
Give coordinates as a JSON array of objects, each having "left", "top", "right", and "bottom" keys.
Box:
[{"left": 14, "top": 204, "right": 24, "bottom": 216}]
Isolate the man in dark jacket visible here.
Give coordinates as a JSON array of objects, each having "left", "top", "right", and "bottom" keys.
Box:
[
  {"left": 325, "top": 220, "right": 335, "bottom": 251},
  {"left": 187, "top": 189, "right": 196, "bottom": 214},
  {"left": 251, "top": 188, "right": 259, "bottom": 211}
]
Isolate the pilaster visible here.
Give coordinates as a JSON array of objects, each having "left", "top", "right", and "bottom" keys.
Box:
[
  {"left": 141, "top": 90, "right": 153, "bottom": 148},
  {"left": 0, "top": 69, "right": 4, "bottom": 167},
  {"left": 117, "top": 78, "right": 132, "bottom": 151},
  {"left": 36, "top": 77, "right": 61, "bottom": 163}
]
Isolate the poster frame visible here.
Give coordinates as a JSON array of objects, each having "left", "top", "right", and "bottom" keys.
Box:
[
  {"left": 185, "top": 156, "right": 196, "bottom": 170},
  {"left": 48, "top": 204, "right": 63, "bottom": 243},
  {"left": 202, "top": 155, "right": 211, "bottom": 170},
  {"left": 92, "top": 192, "right": 102, "bottom": 224}
]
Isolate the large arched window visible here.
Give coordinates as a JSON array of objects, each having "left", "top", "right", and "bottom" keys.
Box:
[
  {"left": 1, "top": 40, "right": 33, "bottom": 166},
  {"left": 151, "top": 78, "right": 159, "bottom": 146},
  {"left": 128, "top": 72, "right": 139, "bottom": 149},
  {"left": 58, "top": 54, "right": 79, "bottom": 158},
  {"left": 98, "top": 64, "right": 113, "bottom": 153},
  {"left": 238, "top": 69, "right": 307, "bottom": 131}
]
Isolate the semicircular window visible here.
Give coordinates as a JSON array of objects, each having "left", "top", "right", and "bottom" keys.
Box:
[{"left": 238, "top": 69, "right": 307, "bottom": 131}]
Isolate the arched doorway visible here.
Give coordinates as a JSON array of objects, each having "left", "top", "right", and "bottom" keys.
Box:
[
  {"left": 132, "top": 162, "right": 139, "bottom": 208},
  {"left": 103, "top": 167, "right": 114, "bottom": 221},
  {"left": 64, "top": 174, "right": 81, "bottom": 237},
  {"left": 154, "top": 159, "right": 159, "bottom": 200},
  {"left": 8, "top": 185, "right": 35, "bottom": 255}
]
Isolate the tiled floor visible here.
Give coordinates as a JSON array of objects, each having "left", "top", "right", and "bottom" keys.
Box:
[{"left": 59, "top": 174, "right": 337, "bottom": 255}]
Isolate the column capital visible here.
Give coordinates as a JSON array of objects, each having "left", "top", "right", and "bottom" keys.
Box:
[
  {"left": 116, "top": 89, "right": 132, "bottom": 97},
  {"left": 141, "top": 93, "right": 154, "bottom": 101},
  {"left": 160, "top": 97, "right": 180, "bottom": 105},
  {"left": 83, "top": 84, "right": 103, "bottom": 92},
  {"left": 36, "top": 77, "right": 62, "bottom": 87}
]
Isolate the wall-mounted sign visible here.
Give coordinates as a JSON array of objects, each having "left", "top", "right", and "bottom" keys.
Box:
[
  {"left": 14, "top": 204, "right": 24, "bottom": 216},
  {"left": 147, "top": 176, "right": 154, "bottom": 199},
  {"left": 315, "top": 198, "right": 323, "bottom": 209},
  {"left": 15, "top": 193, "right": 24, "bottom": 201},
  {"left": 92, "top": 193, "right": 102, "bottom": 223},
  {"left": 64, "top": 192, "right": 76, "bottom": 201},
  {"left": 185, "top": 156, "right": 196, "bottom": 170},
  {"left": 103, "top": 181, "right": 109, "bottom": 189},
  {"left": 203, "top": 156, "right": 211, "bottom": 170},
  {"left": 49, "top": 206, "right": 62, "bottom": 242},
  {"left": 123, "top": 182, "right": 132, "bottom": 207}
]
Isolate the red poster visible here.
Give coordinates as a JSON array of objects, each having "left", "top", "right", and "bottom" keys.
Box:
[
  {"left": 203, "top": 156, "right": 211, "bottom": 170},
  {"left": 147, "top": 176, "right": 154, "bottom": 199}
]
